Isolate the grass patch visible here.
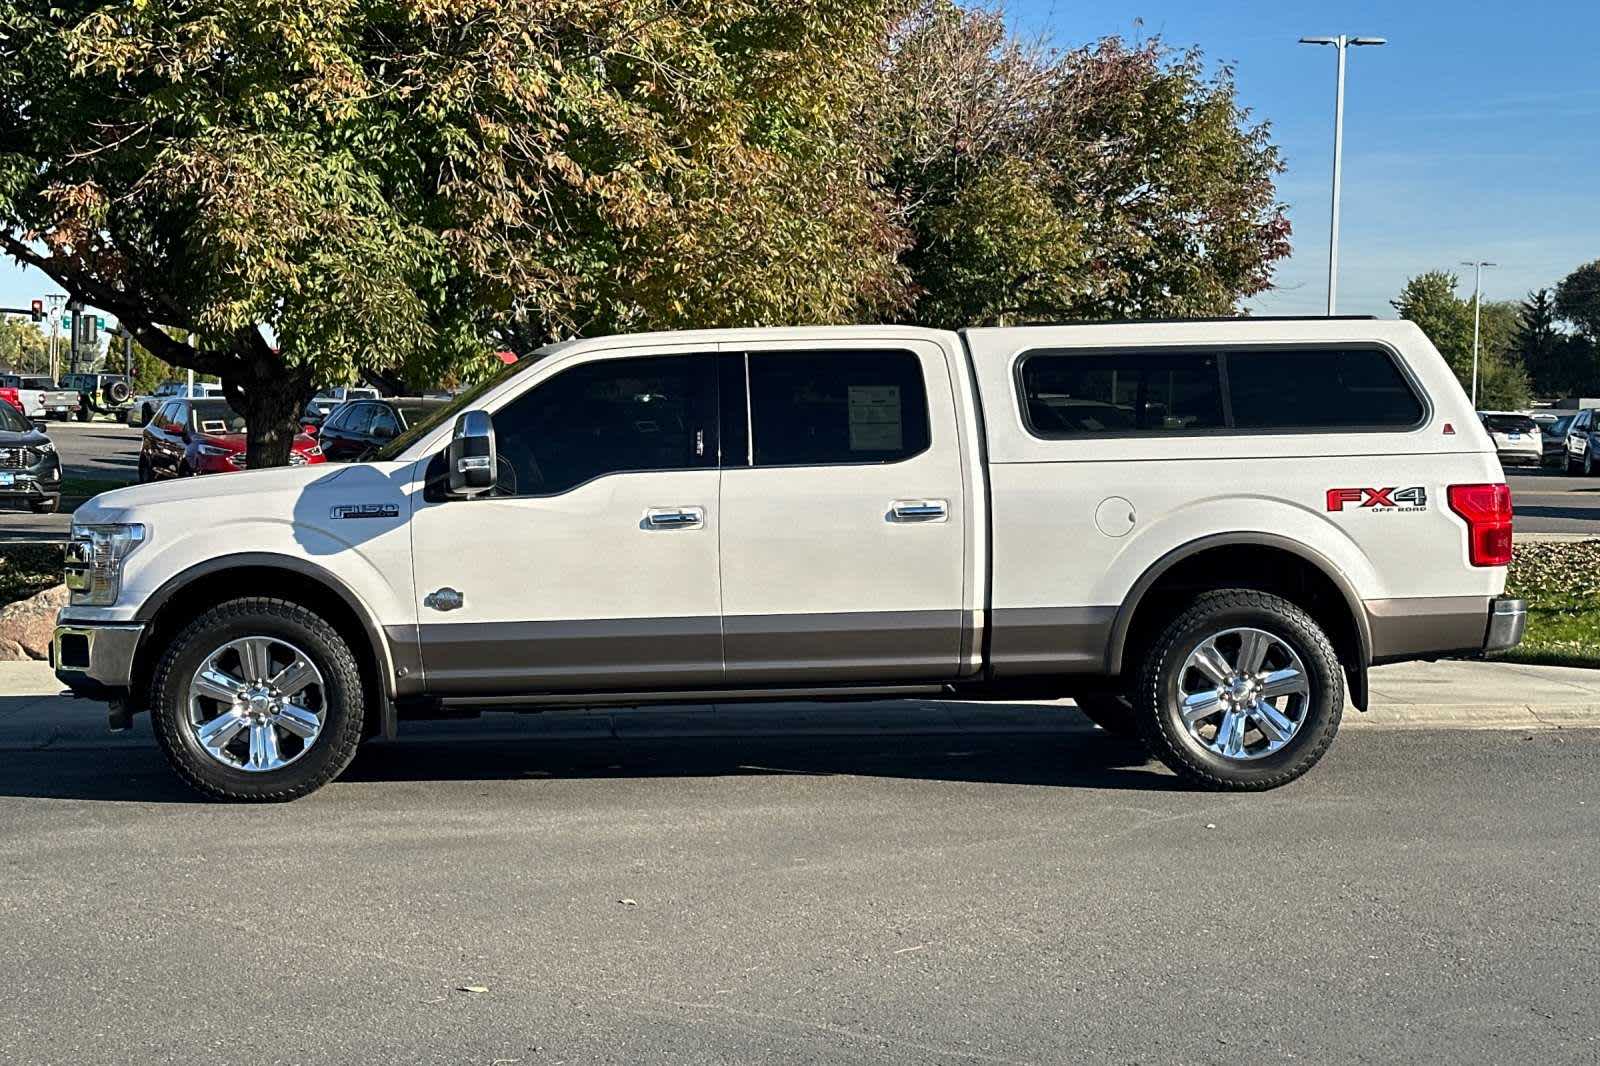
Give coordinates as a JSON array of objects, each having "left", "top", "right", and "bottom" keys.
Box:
[
  {"left": 0, "top": 544, "right": 63, "bottom": 608},
  {"left": 1496, "top": 540, "right": 1600, "bottom": 669}
]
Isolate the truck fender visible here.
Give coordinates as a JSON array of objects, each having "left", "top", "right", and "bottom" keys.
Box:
[
  {"left": 1105, "top": 532, "right": 1372, "bottom": 709},
  {"left": 133, "top": 552, "right": 415, "bottom": 737}
]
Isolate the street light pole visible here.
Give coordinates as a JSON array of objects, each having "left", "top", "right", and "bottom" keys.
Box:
[
  {"left": 1463, "top": 260, "right": 1497, "bottom": 409},
  {"left": 1300, "top": 35, "right": 1386, "bottom": 316}
]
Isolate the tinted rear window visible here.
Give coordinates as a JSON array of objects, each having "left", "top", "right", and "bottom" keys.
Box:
[
  {"left": 1020, "top": 352, "right": 1223, "bottom": 434},
  {"left": 1482, "top": 415, "right": 1537, "bottom": 434},
  {"left": 1228, "top": 348, "right": 1425, "bottom": 429},
  {"left": 747, "top": 350, "right": 931, "bottom": 466},
  {"left": 1019, "top": 346, "right": 1424, "bottom": 437}
]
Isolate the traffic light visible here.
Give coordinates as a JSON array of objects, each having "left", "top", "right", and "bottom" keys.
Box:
[{"left": 29, "top": 299, "right": 43, "bottom": 323}]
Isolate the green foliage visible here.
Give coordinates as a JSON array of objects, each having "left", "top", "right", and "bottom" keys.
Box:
[
  {"left": 1555, "top": 259, "right": 1600, "bottom": 342},
  {"left": 0, "top": 315, "right": 47, "bottom": 372},
  {"left": 1499, "top": 540, "right": 1600, "bottom": 669},
  {"left": 1516, "top": 288, "right": 1597, "bottom": 397},
  {"left": 1393, "top": 271, "right": 1529, "bottom": 410},
  {"left": 0, "top": 0, "right": 908, "bottom": 461},
  {"left": 882, "top": 3, "right": 1290, "bottom": 327},
  {"left": 0, "top": 0, "right": 1293, "bottom": 463}
]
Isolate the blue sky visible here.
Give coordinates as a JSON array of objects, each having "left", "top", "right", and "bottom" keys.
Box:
[
  {"left": 3, "top": 1, "right": 1597, "bottom": 323},
  {"left": 1007, "top": 0, "right": 1600, "bottom": 316}
]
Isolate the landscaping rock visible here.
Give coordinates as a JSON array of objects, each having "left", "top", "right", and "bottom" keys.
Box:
[{"left": 0, "top": 583, "right": 68, "bottom": 660}]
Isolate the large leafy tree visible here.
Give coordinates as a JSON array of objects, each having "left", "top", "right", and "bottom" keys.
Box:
[
  {"left": 1515, "top": 287, "right": 1597, "bottom": 397},
  {"left": 0, "top": 315, "right": 47, "bottom": 372},
  {"left": 1393, "top": 271, "right": 1529, "bottom": 409},
  {"left": 1555, "top": 260, "right": 1600, "bottom": 342},
  {"left": 0, "top": 0, "right": 905, "bottom": 463},
  {"left": 880, "top": 2, "right": 1291, "bottom": 327}
]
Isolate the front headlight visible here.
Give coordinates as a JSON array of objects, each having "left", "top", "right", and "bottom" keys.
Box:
[
  {"left": 65, "top": 524, "right": 146, "bottom": 606},
  {"left": 197, "top": 443, "right": 232, "bottom": 457},
  {"left": 31, "top": 441, "right": 54, "bottom": 454}
]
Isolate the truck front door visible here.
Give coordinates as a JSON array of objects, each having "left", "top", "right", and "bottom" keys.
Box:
[
  {"left": 717, "top": 340, "right": 972, "bottom": 684},
  {"left": 409, "top": 348, "right": 725, "bottom": 696}
]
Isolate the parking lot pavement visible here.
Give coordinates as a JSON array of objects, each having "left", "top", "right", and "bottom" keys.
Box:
[
  {"left": 3, "top": 662, "right": 1599, "bottom": 1064},
  {"left": 1506, "top": 466, "right": 1600, "bottom": 533}
]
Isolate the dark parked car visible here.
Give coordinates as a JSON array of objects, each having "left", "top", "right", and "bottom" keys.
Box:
[
  {"left": 313, "top": 396, "right": 450, "bottom": 462},
  {"left": 0, "top": 400, "right": 62, "bottom": 512},
  {"left": 1542, "top": 414, "right": 1574, "bottom": 467},
  {"left": 139, "top": 398, "right": 324, "bottom": 480}
]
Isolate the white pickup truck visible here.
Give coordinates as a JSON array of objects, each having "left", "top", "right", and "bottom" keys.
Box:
[
  {"left": 54, "top": 319, "right": 1524, "bottom": 800},
  {"left": 0, "top": 373, "right": 80, "bottom": 420}
]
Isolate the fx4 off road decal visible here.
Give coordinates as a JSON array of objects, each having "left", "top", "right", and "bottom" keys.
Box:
[{"left": 1326, "top": 487, "right": 1428, "bottom": 513}]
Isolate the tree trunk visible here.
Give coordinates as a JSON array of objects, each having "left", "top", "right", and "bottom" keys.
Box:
[{"left": 222, "top": 359, "right": 311, "bottom": 469}]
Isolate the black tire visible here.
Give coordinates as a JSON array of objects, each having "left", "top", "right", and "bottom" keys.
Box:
[
  {"left": 1073, "top": 691, "right": 1139, "bottom": 738},
  {"left": 150, "top": 598, "right": 367, "bottom": 801},
  {"left": 1585, "top": 450, "right": 1594, "bottom": 477},
  {"left": 29, "top": 496, "right": 58, "bottom": 514},
  {"left": 1133, "top": 589, "right": 1343, "bottom": 791},
  {"left": 136, "top": 455, "right": 151, "bottom": 483}
]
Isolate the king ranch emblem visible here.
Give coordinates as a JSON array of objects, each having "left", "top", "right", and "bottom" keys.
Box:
[{"left": 1326, "top": 487, "right": 1428, "bottom": 513}]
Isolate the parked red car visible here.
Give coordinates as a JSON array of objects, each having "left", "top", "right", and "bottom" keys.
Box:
[{"left": 138, "top": 397, "right": 324, "bottom": 480}]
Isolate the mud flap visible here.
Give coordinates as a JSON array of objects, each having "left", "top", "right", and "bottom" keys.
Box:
[{"left": 1346, "top": 661, "right": 1368, "bottom": 712}]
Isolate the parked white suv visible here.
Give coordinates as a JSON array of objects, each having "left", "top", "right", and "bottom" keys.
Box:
[{"left": 54, "top": 319, "right": 1524, "bottom": 800}]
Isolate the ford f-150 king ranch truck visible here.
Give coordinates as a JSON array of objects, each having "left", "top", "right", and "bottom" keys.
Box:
[{"left": 53, "top": 318, "right": 1525, "bottom": 801}]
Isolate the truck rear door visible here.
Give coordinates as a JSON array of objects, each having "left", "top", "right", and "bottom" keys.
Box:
[{"left": 716, "top": 336, "right": 972, "bottom": 683}]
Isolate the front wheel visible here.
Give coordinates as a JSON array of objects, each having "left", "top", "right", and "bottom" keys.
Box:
[
  {"left": 150, "top": 598, "right": 367, "bottom": 801},
  {"left": 1133, "top": 590, "right": 1343, "bottom": 791}
]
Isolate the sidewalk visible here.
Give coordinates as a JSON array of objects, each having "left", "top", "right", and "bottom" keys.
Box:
[{"left": 4, "top": 657, "right": 1599, "bottom": 752}]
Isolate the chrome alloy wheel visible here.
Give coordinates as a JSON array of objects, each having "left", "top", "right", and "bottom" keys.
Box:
[
  {"left": 1174, "top": 627, "right": 1310, "bottom": 762},
  {"left": 186, "top": 637, "right": 326, "bottom": 773}
]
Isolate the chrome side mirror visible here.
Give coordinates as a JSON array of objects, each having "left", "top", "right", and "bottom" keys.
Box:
[{"left": 447, "top": 410, "right": 496, "bottom": 496}]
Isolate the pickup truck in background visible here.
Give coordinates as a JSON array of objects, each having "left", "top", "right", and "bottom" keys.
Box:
[
  {"left": 54, "top": 318, "right": 1524, "bottom": 801},
  {"left": 0, "top": 373, "right": 81, "bottom": 420},
  {"left": 127, "top": 380, "right": 224, "bottom": 427}
]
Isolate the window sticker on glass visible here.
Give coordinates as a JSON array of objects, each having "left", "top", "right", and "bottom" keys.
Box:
[{"left": 848, "top": 385, "right": 903, "bottom": 452}]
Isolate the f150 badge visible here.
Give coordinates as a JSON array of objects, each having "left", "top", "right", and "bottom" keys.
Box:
[
  {"left": 1326, "top": 487, "right": 1428, "bottom": 513},
  {"left": 330, "top": 503, "right": 400, "bottom": 520}
]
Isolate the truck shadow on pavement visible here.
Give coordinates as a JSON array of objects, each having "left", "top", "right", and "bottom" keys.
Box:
[{"left": 0, "top": 708, "right": 1180, "bottom": 802}]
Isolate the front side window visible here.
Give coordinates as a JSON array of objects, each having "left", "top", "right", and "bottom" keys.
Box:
[
  {"left": 490, "top": 353, "right": 718, "bottom": 496},
  {"left": 745, "top": 350, "right": 930, "bottom": 466},
  {"left": 368, "top": 405, "right": 401, "bottom": 439},
  {"left": 1021, "top": 351, "right": 1223, "bottom": 436}
]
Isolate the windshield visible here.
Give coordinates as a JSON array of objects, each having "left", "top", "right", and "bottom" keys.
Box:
[
  {"left": 370, "top": 357, "right": 539, "bottom": 461},
  {"left": 0, "top": 401, "right": 30, "bottom": 433},
  {"left": 190, "top": 400, "right": 248, "bottom": 434},
  {"left": 1483, "top": 414, "right": 1537, "bottom": 434}
]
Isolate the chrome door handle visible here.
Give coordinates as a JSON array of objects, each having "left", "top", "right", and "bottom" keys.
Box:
[
  {"left": 891, "top": 500, "right": 948, "bottom": 522},
  {"left": 645, "top": 507, "right": 704, "bottom": 530}
]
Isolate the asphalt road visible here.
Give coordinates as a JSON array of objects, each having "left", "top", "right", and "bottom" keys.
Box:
[
  {"left": 1, "top": 710, "right": 1596, "bottom": 1064},
  {"left": 2, "top": 423, "right": 1600, "bottom": 541}
]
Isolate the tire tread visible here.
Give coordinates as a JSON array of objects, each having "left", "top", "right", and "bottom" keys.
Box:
[
  {"left": 150, "top": 597, "right": 365, "bottom": 802},
  {"left": 1135, "top": 589, "right": 1343, "bottom": 791}
]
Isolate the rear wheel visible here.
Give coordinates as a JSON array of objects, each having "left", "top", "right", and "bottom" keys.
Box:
[
  {"left": 150, "top": 598, "right": 366, "bottom": 801},
  {"left": 1133, "top": 590, "right": 1343, "bottom": 791}
]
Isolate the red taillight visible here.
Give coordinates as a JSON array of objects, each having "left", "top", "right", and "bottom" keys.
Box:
[{"left": 1448, "top": 483, "right": 1513, "bottom": 567}]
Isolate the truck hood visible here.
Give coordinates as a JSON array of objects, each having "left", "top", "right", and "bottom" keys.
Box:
[{"left": 76, "top": 463, "right": 357, "bottom": 524}]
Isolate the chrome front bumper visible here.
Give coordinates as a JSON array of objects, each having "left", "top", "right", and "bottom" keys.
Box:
[
  {"left": 51, "top": 622, "right": 145, "bottom": 694},
  {"left": 1484, "top": 598, "right": 1526, "bottom": 653}
]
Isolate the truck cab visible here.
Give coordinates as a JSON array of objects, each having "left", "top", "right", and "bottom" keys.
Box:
[{"left": 53, "top": 320, "right": 1524, "bottom": 800}]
